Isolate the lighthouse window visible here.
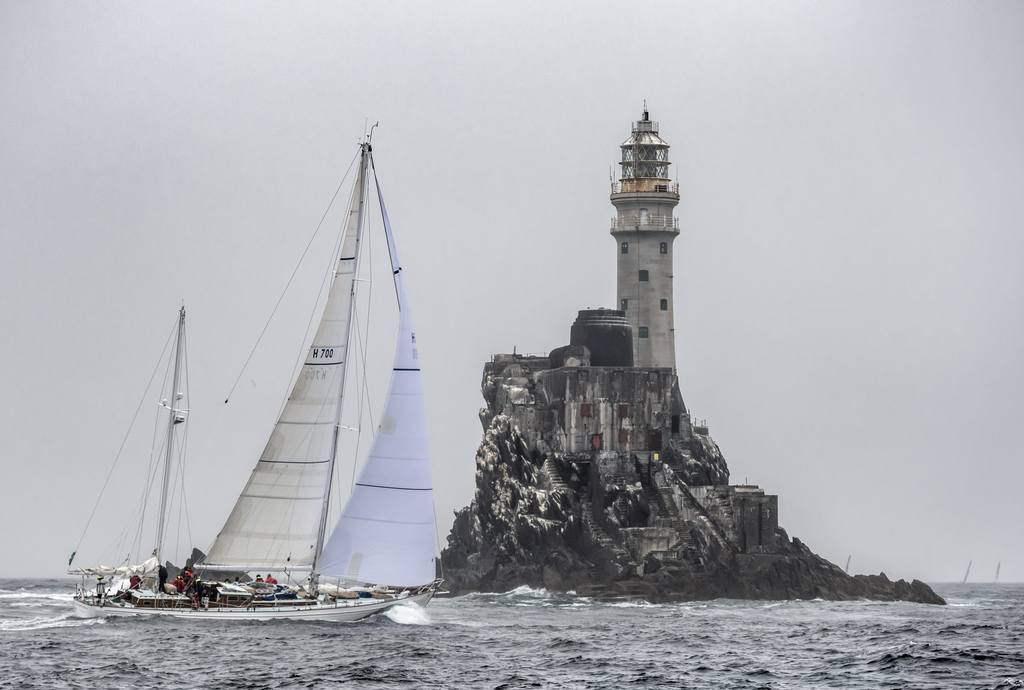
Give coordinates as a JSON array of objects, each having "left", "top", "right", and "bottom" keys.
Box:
[
  {"left": 621, "top": 242, "right": 628, "bottom": 254},
  {"left": 659, "top": 242, "right": 668, "bottom": 254},
  {"left": 639, "top": 326, "right": 649, "bottom": 338},
  {"left": 620, "top": 299, "right": 628, "bottom": 311},
  {"left": 638, "top": 270, "right": 649, "bottom": 282},
  {"left": 660, "top": 299, "right": 668, "bottom": 311}
]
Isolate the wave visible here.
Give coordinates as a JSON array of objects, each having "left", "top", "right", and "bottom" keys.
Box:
[
  {"left": 0, "top": 591, "right": 74, "bottom": 602},
  {"left": 606, "top": 600, "right": 662, "bottom": 608},
  {"left": 0, "top": 613, "right": 105, "bottom": 632},
  {"left": 383, "top": 602, "right": 431, "bottom": 626},
  {"left": 503, "top": 585, "right": 551, "bottom": 597}
]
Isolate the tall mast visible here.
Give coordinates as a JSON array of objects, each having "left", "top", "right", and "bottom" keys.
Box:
[
  {"left": 154, "top": 305, "right": 186, "bottom": 564},
  {"left": 310, "top": 141, "right": 370, "bottom": 590}
]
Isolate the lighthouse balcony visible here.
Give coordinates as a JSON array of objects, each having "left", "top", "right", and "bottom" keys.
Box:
[
  {"left": 611, "top": 179, "right": 679, "bottom": 196},
  {"left": 611, "top": 215, "right": 679, "bottom": 231}
]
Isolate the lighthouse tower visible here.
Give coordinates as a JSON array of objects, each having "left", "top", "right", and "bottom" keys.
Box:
[{"left": 610, "top": 108, "right": 680, "bottom": 370}]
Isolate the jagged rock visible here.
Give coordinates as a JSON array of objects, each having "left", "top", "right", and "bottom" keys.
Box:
[{"left": 442, "top": 414, "right": 944, "bottom": 605}]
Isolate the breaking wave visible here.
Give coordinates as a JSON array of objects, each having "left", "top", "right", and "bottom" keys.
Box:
[{"left": 383, "top": 602, "right": 431, "bottom": 626}]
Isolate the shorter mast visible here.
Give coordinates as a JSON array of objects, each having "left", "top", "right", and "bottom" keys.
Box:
[
  {"left": 154, "top": 306, "right": 186, "bottom": 563},
  {"left": 309, "top": 142, "right": 370, "bottom": 591}
]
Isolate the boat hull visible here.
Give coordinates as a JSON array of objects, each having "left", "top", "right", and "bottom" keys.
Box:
[{"left": 71, "top": 591, "right": 432, "bottom": 622}]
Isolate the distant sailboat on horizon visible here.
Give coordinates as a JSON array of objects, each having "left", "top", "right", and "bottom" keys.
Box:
[
  {"left": 962, "top": 560, "right": 972, "bottom": 584},
  {"left": 994, "top": 562, "right": 1001, "bottom": 583}
]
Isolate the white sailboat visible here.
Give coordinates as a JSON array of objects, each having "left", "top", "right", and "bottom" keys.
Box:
[{"left": 71, "top": 138, "right": 440, "bottom": 621}]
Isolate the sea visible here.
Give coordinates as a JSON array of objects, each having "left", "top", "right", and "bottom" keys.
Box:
[{"left": 0, "top": 580, "right": 1020, "bottom": 689}]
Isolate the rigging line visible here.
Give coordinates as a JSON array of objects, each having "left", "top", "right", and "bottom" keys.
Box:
[
  {"left": 367, "top": 152, "right": 401, "bottom": 308},
  {"left": 360, "top": 182, "right": 375, "bottom": 430},
  {"left": 432, "top": 499, "right": 444, "bottom": 578},
  {"left": 223, "top": 147, "right": 361, "bottom": 404},
  {"left": 173, "top": 428, "right": 190, "bottom": 564},
  {"left": 71, "top": 318, "right": 177, "bottom": 562},
  {"left": 132, "top": 431, "right": 168, "bottom": 561},
  {"left": 172, "top": 328, "right": 193, "bottom": 564},
  {"left": 269, "top": 184, "right": 351, "bottom": 428},
  {"left": 348, "top": 308, "right": 377, "bottom": 492},
  {"left": 139, "top": 347, "right": 177, "bottom": 556},
  {"left": 348, "top": 209, "right": 376, "bottom": 491},
  {"left": 180, "top": 324, "right": 194, "bottom": 555}
]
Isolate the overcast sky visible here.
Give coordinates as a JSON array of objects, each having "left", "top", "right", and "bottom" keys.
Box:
[{"left": 1, "top": 1, "right": 1021, "bottom": 582}]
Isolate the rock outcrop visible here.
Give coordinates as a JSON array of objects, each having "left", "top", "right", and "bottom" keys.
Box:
[{"left": 442, "top": 367, "right": 944, "bottom": 606}]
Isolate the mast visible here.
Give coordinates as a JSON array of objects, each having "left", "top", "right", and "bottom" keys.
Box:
[
  {"left": 317, "top": 149, "right": 437, "bottom": 589},
  {"left": 154, "top": 306, "right": 186, "bottom": 563},
  {"left": 995, "top": 562, "right": 1001, "bottom": 583},
  {"left": 310, "top": 141, "right": 370, "bottom": 590},
  {"left": 962, "top": 559, "right": 972, "bottom": 584}
]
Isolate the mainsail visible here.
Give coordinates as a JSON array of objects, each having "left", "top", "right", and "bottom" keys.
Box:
[
  {"left": 318, "top": 163, "right": 436, "bottom": 587},
  {"left": 204, "top": 150, "right": 369, "bottom": 570}
]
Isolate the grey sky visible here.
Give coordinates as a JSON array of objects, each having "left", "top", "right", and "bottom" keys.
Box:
[{"left": 1, "top": 1, "right": 1021, "bottom": 582}]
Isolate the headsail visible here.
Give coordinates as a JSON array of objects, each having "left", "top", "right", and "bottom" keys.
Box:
[
  {"left": 319, "top": 158, "right": 436, "bottom": 587},
  {"left": 204, "top": 151, "right": 369, "bottom": 570}
]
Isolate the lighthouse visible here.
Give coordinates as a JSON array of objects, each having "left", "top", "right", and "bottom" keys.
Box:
[{"left": 610, "top": 108, "right": 680, "bottom": 370}]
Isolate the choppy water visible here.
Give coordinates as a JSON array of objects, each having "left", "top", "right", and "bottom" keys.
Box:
[{"left": 0, "top": 580, "right": 1021, "bottom": 689}]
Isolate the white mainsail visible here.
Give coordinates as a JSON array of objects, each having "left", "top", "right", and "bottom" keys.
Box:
[
  {"left": 319, "top": 168, "right": 436, "bottom": 587},
  {"left": 204, "top": 153, "right": 369, "bottom": 570}
]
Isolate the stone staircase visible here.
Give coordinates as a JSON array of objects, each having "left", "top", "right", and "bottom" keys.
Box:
[
  {"left": 580, "top": 498, "right": 630, "bottom": 561},
  {"left": 675, "top": 484, "right": 735, "bottom": 553},
  {"left": 648, "top": 483, "right": 695, "bottom": 549},
  {"left": 641, "top": 481, "right": 664, "bottom": 518},
  {"left": 542, "top": 455, "right": 568, "bottom": 493}
]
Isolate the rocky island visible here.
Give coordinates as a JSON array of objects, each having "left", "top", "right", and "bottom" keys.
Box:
[{"left": 440, "top": 110, "right": 943, "bottom": 605}]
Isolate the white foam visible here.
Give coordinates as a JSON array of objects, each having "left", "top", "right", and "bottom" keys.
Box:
[
  {"left": 0, "top": 614, "right": 106, "bottom": 632},
  {"left": 0, "top": 591, "right": 74, "bottom": 602},
  {"left": 607, "top": 600, "right": 661, "bottom": 608},
  {"left": 504, "top": 585, "right": 550, "bottom": 597},
  {"left": 383, "top": 602, "right": 431, "bottom": 625}
]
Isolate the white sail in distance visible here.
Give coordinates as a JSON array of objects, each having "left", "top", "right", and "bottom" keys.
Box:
[
  {"left": 319, "top": 160, "right": 436, "bottom": 587},
  {"left": 205, "top": 154, "right": 369, "bottom": 570}
]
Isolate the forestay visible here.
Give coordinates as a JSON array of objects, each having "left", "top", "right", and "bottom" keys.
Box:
[
  {"left": 205, "top": 160, "right": 368, "bottom": 570},
  {"left": 319, "top": 166, "right": 436, "bottom": 587}
]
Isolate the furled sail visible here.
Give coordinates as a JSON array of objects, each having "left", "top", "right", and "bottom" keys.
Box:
[
  {"left": 204, "top": 158, "right": 368, "bottom": 570},
  {"left": 319, "top": 167, "right": 436, "bottom": 586}
]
